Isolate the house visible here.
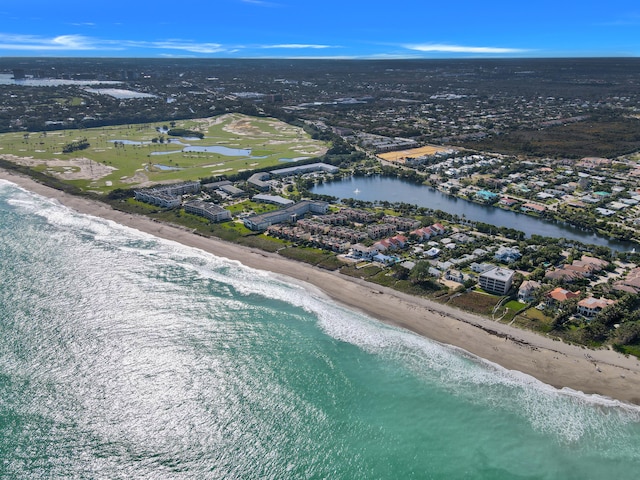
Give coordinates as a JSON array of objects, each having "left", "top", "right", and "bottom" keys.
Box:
[
  {"left": 577, "top": 297, "right": 616, "bottom": 317},
  {"left": 494, "top": 246, "right": 521, "bottom": 263},
  {"left": 545, "top": 268, "right": 583, "bottom": 282},
  {"left": 546, "top": 287, "right": 580, "bottom": 305},
  {"left": 614, "top": 267, "right": 640, "bottom": 294},
  {"left": 478, "top": 267, "right": 515, "bottom": 295},
  {"left": 373, "top": 253, "right": 396, "bottom": 265},
  {"left": 499, "top": 197, "right": 519, "bottom": 208},
  {"left": 350, "top": 244, "right": 378, "bottom": 260},
  {"left": 445, "top": 270, "right": 465, "bottom": 283},
  {"left": 424, "top": 247, "right": 440, "bottom": 258},
  {"left": 518, "top": 280, "right": 541, "bottom": 303},
  {"left": 476, "top": 190, "right": 499, "bottom": 203},
  {"left": 521, "top": 203, "right": 546, "bottom": 214},
  {"left": 470, "top": 262, "right": 494, "bottom": 273},
  {"left": 431, "top": 223, "right": 446, "bottom": 235}
]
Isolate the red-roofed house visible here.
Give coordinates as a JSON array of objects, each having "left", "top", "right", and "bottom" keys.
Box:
[{"left": 546, "top": 287, "right": 580, "bottom": 305}]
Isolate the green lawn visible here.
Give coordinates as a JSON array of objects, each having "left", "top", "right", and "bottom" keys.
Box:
[{"left": 0, "top": 113, "right": 328, "bottom": 193}]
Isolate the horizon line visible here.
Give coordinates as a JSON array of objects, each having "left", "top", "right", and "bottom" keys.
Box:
[{"left": 1, "top": 55, "right": 639, "bottom": 60}]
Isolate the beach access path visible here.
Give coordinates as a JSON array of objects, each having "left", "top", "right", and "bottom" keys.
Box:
[{"left": 2, "top": 168, "right": 639, "bottom": 406}]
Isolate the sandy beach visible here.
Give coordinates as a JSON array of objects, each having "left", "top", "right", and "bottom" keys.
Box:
[{"left": 2, "top": 168, "right": 640, "bottom": 406}]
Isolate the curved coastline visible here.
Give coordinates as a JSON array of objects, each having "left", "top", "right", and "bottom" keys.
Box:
[{"left": 2, "top": 168, "right": 640, "bottom": 406}]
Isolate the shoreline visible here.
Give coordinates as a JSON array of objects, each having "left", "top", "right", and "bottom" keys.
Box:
[{"left": 2, "top": 168, "right": 640, "bottom": 406}]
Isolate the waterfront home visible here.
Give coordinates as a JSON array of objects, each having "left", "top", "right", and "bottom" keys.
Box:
[
  {"left": 546, "top": 287, "right": 580, "bottom": 305},
  {"left": 445, "top": 270, "right": 465, "bottom": 283},
  {"left": 499, "top": 197, "right": 519, "bottom": 208},
  {"left": 521, "top": 203, "right": 546, "bottom": 214},
  {"left": 350, "top": 244, "right": 378, "bottom": 260},
  {"left": 577, "top": 297, "right": 616, "bottom": 317},
  {"left": 518, "top": 280, "right": 541, "bottom": 303},
  {"left": 373, "top": 253, "right": 396, "bottom": 265},
  {"left": 595, "top": 207, "right": 616, "bottom": 217},
  {"left": 475, "top": 190, "right": 499, "bottom": 203}
]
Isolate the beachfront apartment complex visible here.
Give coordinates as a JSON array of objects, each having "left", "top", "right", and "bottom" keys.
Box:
[
  {"left": 478, "top": 267, "right": 515, "bottom": 295},
  {"left": 243, "top": 200, "right": 329, "bottom": 231},
  {"left": 134, "top": 181, "right": 201, "bottom": 208},
  {"left": 184, "top": 200, "right": 232, "bottom": 223}
]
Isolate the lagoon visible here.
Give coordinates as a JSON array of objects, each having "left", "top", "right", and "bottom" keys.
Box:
[
  {"left": 183, "top": 146, "right": 251, "bottom": 156},
  {"left": 311, "top": 176, "right": 636, "bottom": 251}
]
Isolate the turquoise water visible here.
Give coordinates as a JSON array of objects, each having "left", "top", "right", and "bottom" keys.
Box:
[{"left": 1, "top": 180, "right": 640, "bottom": 479}]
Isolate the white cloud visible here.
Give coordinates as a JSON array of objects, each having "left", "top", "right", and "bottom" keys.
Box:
[
  {"left": 0, "top": 33, "right": 231, "bottom": 54},
  {"left": 259, "top": 43, "right": 333, "bottom": 49},
  {"left": 405, "top": 43, "right": 527, "bottom": 54},
  {"left": 0, "top": 33, "right": 96, "bottom": 51},
  {"left": 140, "top": 40, "right": 227, "bottom": 54}
]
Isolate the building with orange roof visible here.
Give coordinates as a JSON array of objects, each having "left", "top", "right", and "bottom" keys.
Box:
[{"left": 546, "top": 287, "right": 580, "bottom": 305}]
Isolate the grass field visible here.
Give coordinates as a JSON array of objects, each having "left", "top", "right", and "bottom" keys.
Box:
[
  {"left": 448, "top": 291, "right": 500, "bottom": 316},
  {"left": 0, "top": 113, "right": 328, "bottom": 193},
  {"left": 378, "top": 145, "right": 452, "bottom": 163}
]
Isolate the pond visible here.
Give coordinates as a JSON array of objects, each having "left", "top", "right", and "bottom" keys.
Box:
[
  {"left": 311, "top": 176, "right": 636, "bottom": 252},
  {"left": 183, "top": 146, "right": 251, "bottom": 156}
]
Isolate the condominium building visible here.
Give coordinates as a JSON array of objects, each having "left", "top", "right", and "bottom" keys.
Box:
[
  {"left": 478, "top": 267, "right": 515, "bottom": 295},
  {"left": 183, "top": 200, "right": 231, "bottom": 223}
]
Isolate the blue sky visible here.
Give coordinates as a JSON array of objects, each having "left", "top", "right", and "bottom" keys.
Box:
[{"left": 0, "top": 0, "right": 639, "bottom": 58}]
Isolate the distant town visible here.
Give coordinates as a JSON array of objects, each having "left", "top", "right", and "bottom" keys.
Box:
[{"left": 1, "top": 57, "right": 639, "bottom": 356}]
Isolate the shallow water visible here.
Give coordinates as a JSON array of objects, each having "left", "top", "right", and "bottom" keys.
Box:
[{"left": 1, "top": 180, "right": 639, "bottom": 479}]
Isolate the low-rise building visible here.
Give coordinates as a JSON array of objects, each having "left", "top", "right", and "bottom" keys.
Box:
[
  {"left": 478, "top": 267, "right": 515, "bottom": 295},
  {"left": 243, "top": 200, "right": 329, "bottom": 231},
  {"left": 269, "top": 162, "right": 339, "bottom": 177},
  {"left": 247, "top": 172, "right": 271, "bottom": 191},
  {"left": 184, "top": 200, "right": 231, "bottom": 223},
  {"left": 134, "top": 181, "right": 200, "bottom": 208},
  {"left": 252, "top": 194, "right": 295, "bottom": 206}
]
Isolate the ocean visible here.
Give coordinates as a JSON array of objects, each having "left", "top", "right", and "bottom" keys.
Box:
[{"left": 1, "top": 179, "right": 639, "bottom": 479}]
